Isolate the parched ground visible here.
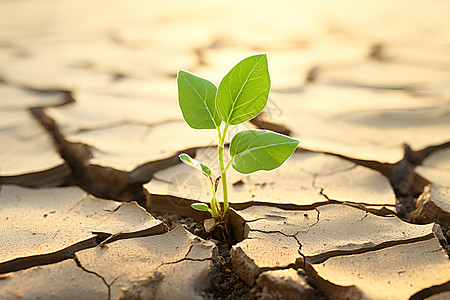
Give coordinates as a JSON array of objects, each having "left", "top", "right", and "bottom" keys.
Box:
[{"left": 0, "top": 1, "right": 449, "bottom": 299}]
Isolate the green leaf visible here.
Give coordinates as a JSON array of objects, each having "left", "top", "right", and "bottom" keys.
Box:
[
  {"left": 230, "top": 129, "right": 299, "bottom": 174},
  {"left": 179, "top": 153, "right": 212, "bottom": 177},
  {"left": 191, "top": 203, "right": 211, "bottom": 212},
  {"left": 216, "top": 54, "right": 271, "bottom": 125},
  {"left": 177, "top": 70, "right": 221, "bottom": 129}
]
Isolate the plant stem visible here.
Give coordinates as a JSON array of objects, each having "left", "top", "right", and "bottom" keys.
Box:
[
  {"left": 207, "top": 177, "right": 219, "bottom": 218},
  {"left": 218, "top": 123, "right": 230, "bottom": 215},
  {"left": 224, "top": 158, "right": 233, "bottom": 173}
]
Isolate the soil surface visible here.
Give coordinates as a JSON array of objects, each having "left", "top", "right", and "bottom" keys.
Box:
[
  {"left": 151, "top": 211, "right": 252, "bottom": 299},
  {"left": 1, "top": 1, "right": 450, "bottom": 299}
]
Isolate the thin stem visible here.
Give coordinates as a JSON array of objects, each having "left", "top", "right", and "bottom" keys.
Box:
[
  {"left": 207, "top": 177, "right": 219, "bottom": 218},
  {"left": 218, "top": 123, "right": 230, "bottom": 214},
  {"left": 224, "top": 157, "right": 234, "bottom": 173}
]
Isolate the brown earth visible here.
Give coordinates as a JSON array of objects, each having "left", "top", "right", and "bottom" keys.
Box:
[{"left": 1, "top": 1, "right": 450, "bottom": 299}]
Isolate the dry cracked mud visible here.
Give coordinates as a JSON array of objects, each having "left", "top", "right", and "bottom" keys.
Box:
[{"left": 1, "top": 0, "right": 450, "bottom": 299}]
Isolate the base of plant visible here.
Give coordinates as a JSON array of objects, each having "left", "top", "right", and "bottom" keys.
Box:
[
  {"left": 209, "top": 212, "right": 233, "bottom": 244},
  {"left": 204, "top": 208, "right": 249, "bottom": 245}
]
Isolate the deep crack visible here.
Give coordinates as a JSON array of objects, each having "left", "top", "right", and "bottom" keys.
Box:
[
  {"left": 0, "top": 237, "right": 98, "bottom": 275},
  {"left": 305, "top": 232, "right": 435, "bottom": 264}
]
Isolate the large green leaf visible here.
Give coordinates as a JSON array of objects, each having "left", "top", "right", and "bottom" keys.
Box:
[
  {"left": 230, "top": 129, "right": 299, "bottom": 174},
  {"left": 216, "top": 54, "right": 270, "bottom": 125},
  {"left": 177, "top": 70, "right": 221, "bottom": 129},
  {"left": 178, "top": 153, "right": 212, "bottom": 177}
]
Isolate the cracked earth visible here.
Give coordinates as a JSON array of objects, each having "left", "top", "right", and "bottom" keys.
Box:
[{"left": 1, "top": 1, "right": 450, "bottom": 299}]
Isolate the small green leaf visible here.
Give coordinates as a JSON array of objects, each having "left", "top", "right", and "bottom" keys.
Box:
[
  {"left": 230, "top": 129, "right": 299, "bottom": 174},
  {"left": 177, "top": 70, "right": 221, "bottom": 129},
  {"left": 216, "top": 54, "right": 271, "bottom": 125},
  {"left": 191, "top": 203, "right": 211, "bottom": 212},
  {"left": 179, "top": 153, "right": 212, "bottom": 177}
]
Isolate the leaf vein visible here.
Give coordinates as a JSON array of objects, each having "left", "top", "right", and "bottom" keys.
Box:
[
  {"left": 226, "top": 55, "right": 265, "bottom": 123},
  {"left": 181, "top": 72, "right": 216, "bottom": 125},
  {"left": 238, "top": 141, "right": 296, "bottom": 157}
]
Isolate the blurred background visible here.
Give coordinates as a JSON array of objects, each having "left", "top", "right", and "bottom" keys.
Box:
[
  {"left": 1, "top": 0, "right": 449, "bottom": 85},
  {"left": 1, "top": 0, "right": 449, "bottom": 87}
]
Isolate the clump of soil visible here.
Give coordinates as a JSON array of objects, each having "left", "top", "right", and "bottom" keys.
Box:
[
  {"left": 248, "top": 269, "right": 330, "bottom": 300},
  {"left": 151, "top": 211, "right": 251, "bottom": 299},
  {"left": 151, "top": 211, "right": 332, "bottom": 299},
  {"left": 203, "top": 242, "right": 251, "bottom": 300},
  {"left": 152, "top": 211, "right": 209, "bottom": 239}
]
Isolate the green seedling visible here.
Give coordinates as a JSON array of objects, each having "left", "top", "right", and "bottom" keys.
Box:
[{"left": 177, "top": 54, "right": 299, "bottom": 219}]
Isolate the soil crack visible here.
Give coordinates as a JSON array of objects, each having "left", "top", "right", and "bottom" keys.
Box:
[
  {"left": 66, "top": 195, "right": 89, "bottom": 212},
  {"left": 156, "top": 243, "right": 212, "bottom": 269},
  {"left": 305, "top": 232, "right": 435, "bottom": 264},
  {"left": 74, "top": 255, "right": 111, "bottom": 300},
  {"left": 409, "top": 280, "right": 450, "bottom": 300},
  {"left": 309, "top": 208, "right": 320, "bottom": 229},
  {"left": 357, "top": 211, "right": 369, "bottom": 222},
  {"left": 318, "top": 188, "right": 331, "bottom": 201},
  {"left": 0, "top": 237, "right": 98, "bottom": 275}
]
